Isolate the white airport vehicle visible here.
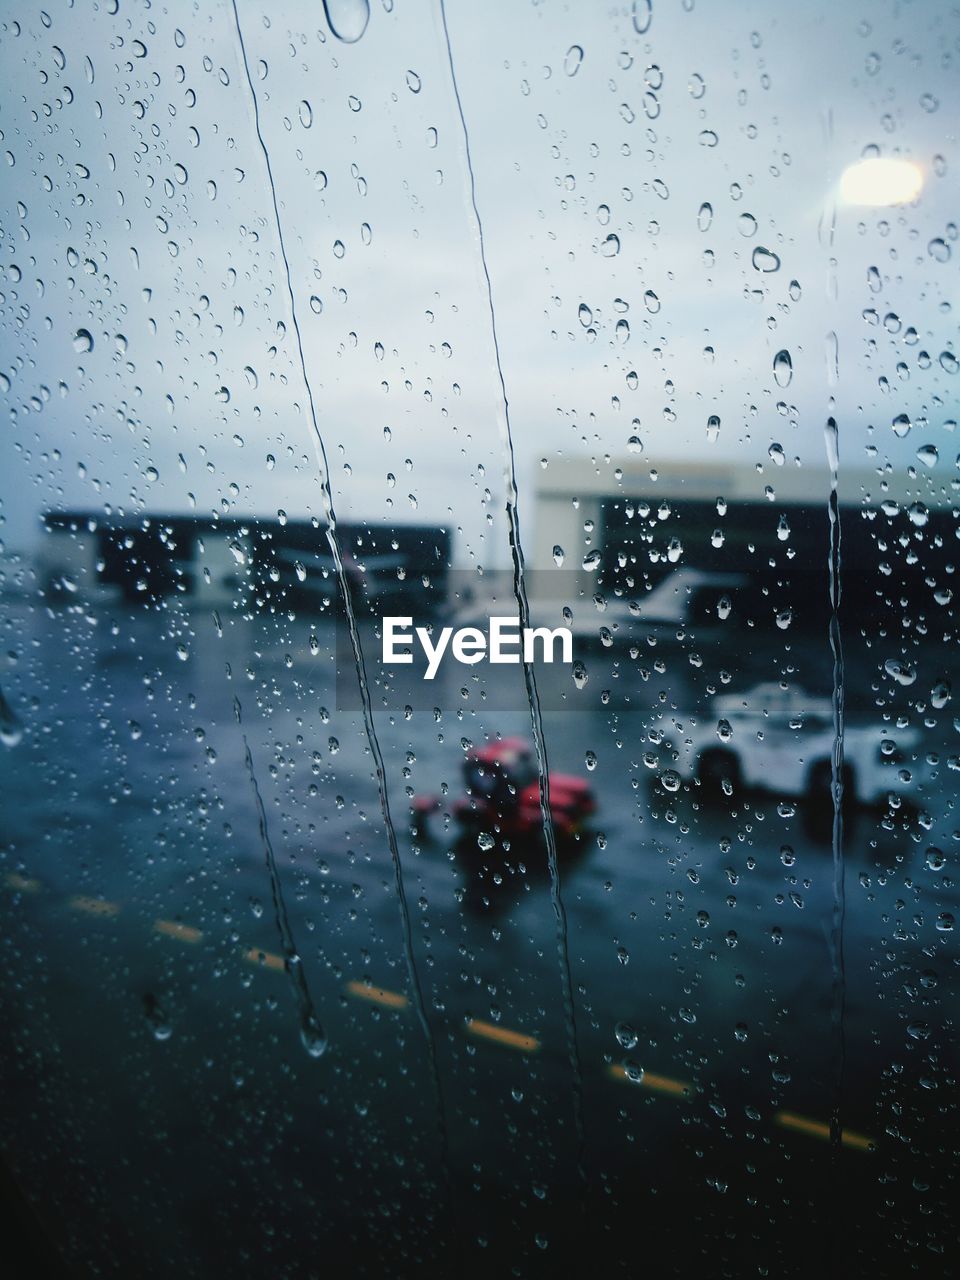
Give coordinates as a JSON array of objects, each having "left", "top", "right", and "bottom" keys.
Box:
[{"left": 655, "top": 681, "right": 941, "bottom": 807}]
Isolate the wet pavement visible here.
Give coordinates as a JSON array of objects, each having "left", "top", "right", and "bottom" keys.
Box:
[{"left": 0, "top": 597, "right": 956, "bottom": 1278}]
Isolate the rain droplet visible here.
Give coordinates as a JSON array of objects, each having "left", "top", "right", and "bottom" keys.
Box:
[
  {"left": 405, "top": 69, "right": 421, "bottom": 93},
  {"left": 930, "top": 680, "right": 951, "bottom": 710},
  {"left": 615, "top": 1022, "right": 638, "bottom": 1050},
  {"left": 300, "top": 1018, "right": 327, "bottom": 1058},
  {"left": 772, "top": 350, "right": 792, "bottom": 387},
  {"left": 564, "top": 45, "right": 584, "bottom": 76},
  {"left": 0, "top": 687, "right": 24, "bottom": 748},
  {"left": 752, "top": 245, "right": 780, "bottom": 272},
  {"left": 697, "top": 201, "right": 713, "bottom": 232},
  {"left": 891, "top": 413, "right": 911, "bottom": 438},
  {"left": 600, "top": 233, "right": 620, "bottom": 257},
  {"left": 322, "top": 0, "right": 370, "bottom": 44},
  {"left": 928, "top": 238, "right": 950, "bottom": 262},
  {"left": 552, "top": 545, "right": 565, "bottom": 566},
  {"left": 916, "top": 444, "right": 938, "bottom": 469},
  {"left": 632, "top": 0, "right": 652, "bottom": 35},
  {"left": 299, "top": 100, "right": 313, "bottom": 128},
  {"left": 884, "top": 658, "right": 917, "bottom": 686},
  {"left": 143, "top": 995, "right": 172, "bottom": 1042},
  {"left": 73, "top": 328, "right": 93, "bottom": 353}
]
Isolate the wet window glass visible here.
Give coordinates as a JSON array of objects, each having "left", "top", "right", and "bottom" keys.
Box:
[{"left": 0, "top": 1, "right": 956, "bottom": 1276}]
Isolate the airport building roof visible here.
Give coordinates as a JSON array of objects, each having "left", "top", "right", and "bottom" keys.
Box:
[{"left": 534, "top": 456, "right": 957, "bottom": 509}]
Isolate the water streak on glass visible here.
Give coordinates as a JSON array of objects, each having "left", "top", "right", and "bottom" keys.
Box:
[
  {"left": 237, "top": 698, "right": 326, "bottom": 1059},
  {"left": 824, "top": 414, "right": 847, "bottom": 1151},
  {"left": 438, "top": 0, "right": 588, "bottom": 1180},
  {"left": 229, "top": 0, "right": 456, "bottom": 1204}
]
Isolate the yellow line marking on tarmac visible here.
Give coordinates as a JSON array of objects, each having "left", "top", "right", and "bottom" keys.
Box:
[
  {"left": 775, "top": 1110, "right": 873, "bottom": 1152},
  {"left": 346, "top": 980, "right": 409, "bottom": 1009},
  {"left": 465, "top": 1018, "right": 539, "bottom": 1053},
  {"left": 608, "top": 1064, "right": 692, "bottom": 1097},
  {"left": 154, "top": 919, "right": 203, "bottom": 944},
  {"left": 5, "top": 872, "right": 42, "bottom": 893},
  {"left": 245, "top": 948, "right": 286, "bottom": 972},
  {"left": 69, "top": 895, "right": 121, "bottom": 917}
]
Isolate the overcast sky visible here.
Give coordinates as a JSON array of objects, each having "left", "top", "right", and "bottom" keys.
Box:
[{"left": 0, "top": 0, "right": 956, "bottom": 570}]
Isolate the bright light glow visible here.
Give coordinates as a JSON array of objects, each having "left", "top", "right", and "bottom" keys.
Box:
[{"left": 839, "top": 157, "right": 924, "bottom": 206}]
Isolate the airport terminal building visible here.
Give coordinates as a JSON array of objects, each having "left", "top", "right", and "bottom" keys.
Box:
[
  {"left": 530, "top": 456, "right": 957, "bottom": 635},
  {"left": 38, "top": 511, "right": 451, "bottom": 615}
]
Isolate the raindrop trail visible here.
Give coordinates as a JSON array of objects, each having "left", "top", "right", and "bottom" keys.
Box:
[
  {"left": 229, "top": 0, "right": 456, "bottom": 1210},
  {"left": 438, "top": 0, "right": 588, "bottom": 1183},
  {"left": 237, "top": 701, "right": 325, "bottom": 1057},
  {"left": 824, "top": 416, "right": 847, "bottom": 1151}
]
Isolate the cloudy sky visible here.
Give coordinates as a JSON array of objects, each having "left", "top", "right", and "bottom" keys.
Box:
[{"left": 0, "top": 0, "right": 956, "bottom": 570}]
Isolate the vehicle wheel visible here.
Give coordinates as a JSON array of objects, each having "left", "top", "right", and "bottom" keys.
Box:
[{"left": 697, "top": 748, "right": 741, "bottom": 798}]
